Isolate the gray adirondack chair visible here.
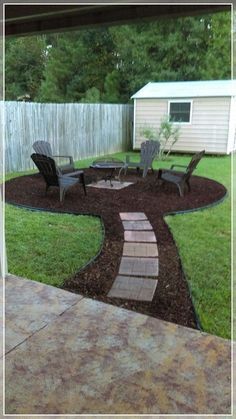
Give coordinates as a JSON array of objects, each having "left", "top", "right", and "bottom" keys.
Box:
[
  {"left": 125, "top": 140, "right": 160, "bottom": 177},
  {"left": 31, "top": 153, "right": 86, "bottom": 202},
  {"left": 33, "top": 141, "right": 75, "bottom": 172},
  {"left": 157, "top": 150, "right": 205, "bottom": 197}
]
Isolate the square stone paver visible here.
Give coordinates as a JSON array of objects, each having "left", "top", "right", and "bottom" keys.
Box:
[
  {"left": 122, "top": 220, "right": 153, "bottom": 231},
  {"left": 124, "top": 230, "right": 157, "bottom": 243},
  {"left": 119, "top": 257, "right": 159, "bottom": 277},
  {"left": 119, "top": 212, "right": 147, "bottom": 221},
  {"left": 108, "top": 275, "right": 158, "bottom": 301},
  {"left": 123, "top": 242, "right": 158, "bottom": 257}
]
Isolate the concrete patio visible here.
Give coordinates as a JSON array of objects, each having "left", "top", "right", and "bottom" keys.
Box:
[{"left": 4, "top": 274, "right": 231, "bottom": 415}]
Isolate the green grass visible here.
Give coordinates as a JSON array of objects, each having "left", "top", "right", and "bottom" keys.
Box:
[
  {"left": 157, "top": 153, "right": 231, "bottom": 339},
  {"left": 5, "top": 152, "right": 231, "bottom": 338},
  {"left": 5, "top": 204, "right": 103, "bottom": 287}
]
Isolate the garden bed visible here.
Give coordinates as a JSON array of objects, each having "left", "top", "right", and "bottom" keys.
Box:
[{"left": 5, "top": 168, "right": 227, "bottom": 330}]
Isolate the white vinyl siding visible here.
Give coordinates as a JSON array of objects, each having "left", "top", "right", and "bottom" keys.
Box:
[
  {"left": 135, "top": 99, "right": 167, "bottom": 149},
  {"left": 134, "top": 97, "right": 231, "bottom": 154}
]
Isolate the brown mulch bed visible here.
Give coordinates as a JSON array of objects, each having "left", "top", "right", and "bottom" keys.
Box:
[{"left": 5, "top": 168, "right": 227, "bottom": 330}]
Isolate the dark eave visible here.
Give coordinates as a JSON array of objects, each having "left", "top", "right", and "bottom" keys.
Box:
[{"left": 4, "top": 3, "right": 231, "bottom": 37}]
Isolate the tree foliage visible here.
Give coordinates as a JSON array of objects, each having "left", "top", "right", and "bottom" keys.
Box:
[
  {"left": 5, "top": 36, "right": 47, "bottom": 101},
  {"left": 5, "top": 11, "right": 231, "bottom": 103}
]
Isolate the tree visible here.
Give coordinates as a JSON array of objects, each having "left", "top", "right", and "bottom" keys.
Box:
[
  {"left": 102, "top": 70, "right": 121, "bottom": 103},
  {"left": 82, "top": 87, "right": 101, "bottom": 103},
  {"left": 36, "top": 33, "right": 87, "bottom": 102},
  {"left": 109, "top": 12, "right": 230, "bottom": 101},
  {"left": 200, "top": 12, "right": 231, "bottom": 79},
  {"left": 37, "top": 29, "right": 116, "bottom": 103},
  {"left": 5, "top": 11, "right": 231, "bottom": 104},
  {"left": 5, "top": 36, "right": 47, "bottom": 101}
]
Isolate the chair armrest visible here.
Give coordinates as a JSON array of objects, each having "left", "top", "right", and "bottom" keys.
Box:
[
  {"left": 64, "top": 170, "right": 83, "bottom": 177},
  {"left": 170, "top": 164, "right": 187, "bottom": 170},
  {"left": 53, "top": 155, "right": 73, "bottom": 162},
  {"left": 53, "top": 155, "right": 72, "bottom": 159}
]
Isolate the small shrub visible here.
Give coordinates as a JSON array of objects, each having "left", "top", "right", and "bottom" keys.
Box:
[{"left": 140, "top": 116, "right": 180, "bottom": 160}]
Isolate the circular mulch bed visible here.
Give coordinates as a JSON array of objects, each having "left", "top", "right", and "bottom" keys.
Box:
[{"left": 5, "top": 168, "right": 227, "bottom": 330}]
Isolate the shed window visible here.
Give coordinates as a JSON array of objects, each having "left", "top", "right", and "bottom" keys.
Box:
[{"left": 169, "top": 101, "right": 191, "bottom": 123}]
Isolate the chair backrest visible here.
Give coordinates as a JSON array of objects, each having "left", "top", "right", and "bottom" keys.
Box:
[
  {"left": 140, "top": 140, "right": 160, "bottom": 166},
  {"left": 33, "top": 141, "right": 53, "bottom": 157},
  {"left": 184, "top": 150, "right": 205, "bottom": 179},
  {"left": 31, "top": 153, "right": 59, "bottom": 187}
]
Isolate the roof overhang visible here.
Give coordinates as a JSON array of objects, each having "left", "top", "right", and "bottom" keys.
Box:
[{"left": 4, "top": 2, "right": 231, "bottom": 37}]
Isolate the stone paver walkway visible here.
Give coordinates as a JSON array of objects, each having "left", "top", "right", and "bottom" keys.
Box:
[
  {"left": 108, "top": 212, "right": 159, "bottom": 301},
  {"left": 4, "top": 274, "right": 231, "bottom": 415}
]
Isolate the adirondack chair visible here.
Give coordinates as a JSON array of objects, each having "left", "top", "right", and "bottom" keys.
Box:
[
  {"left": 125, "top": 140, "right": 160, "bottom": 178},
  {"left": 33, "top": 141, "right": 75, "bottom": 172},
  {"left": 31, "top": 153, "right": 86, "bottom": 202},
  {"left": 157, "top": 150, "right": 205, "bottom": 197}
]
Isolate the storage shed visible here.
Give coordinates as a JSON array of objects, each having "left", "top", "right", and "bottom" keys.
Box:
[{"left": 131, "top": 80, "right": 236, "bottom": 154}]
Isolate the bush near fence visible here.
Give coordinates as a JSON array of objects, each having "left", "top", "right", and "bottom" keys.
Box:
[{"left": 4, "top": 102, "right": 133, "bottom": 172}]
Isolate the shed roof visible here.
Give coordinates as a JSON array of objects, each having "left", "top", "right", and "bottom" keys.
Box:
[{"left": 131, "top": 80, "right": 236, "bottom": 99}]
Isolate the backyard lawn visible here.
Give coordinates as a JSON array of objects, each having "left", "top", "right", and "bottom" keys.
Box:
[
  {"left": 161, "top": 154, "right": 231, "bottom": 339},
  {"left": 5, "top": 153, "right": 231, "bottom": 339}
]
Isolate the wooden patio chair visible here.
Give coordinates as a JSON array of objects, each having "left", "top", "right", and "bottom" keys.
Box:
[
  {"left": 125, "top": 140, "right": 160, "bottom": 177},
  {"left": 33, "top": 140, "right": 75, "bottom": 172},
  {"left": 31, "top": 153, "right": 86, "bottom": 202},
  {"left": 157, "top": 150, "right": 205, "bottom": 197}
]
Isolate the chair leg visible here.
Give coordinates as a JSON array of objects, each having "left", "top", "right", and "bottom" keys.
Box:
[
  {"left": 177, "top": 182, "right": 185, "bottom": 197},
  {"left": 80, "top": 173, "right": 87, "bottom": 195},
  {"left": 142, "top": 167, "right": 148, "bottom": 178},
  {"left": 186, "top": 180, "right": 191, "bottom": 192},
  {"left": 60, "top": 187, "right": 65, "bottom": 202},
  {"left": 45, "top": 184, "right": 50, "bottom": 196},
  {"left": 157, "top": 169, "right": 162, "bottom": 180}
]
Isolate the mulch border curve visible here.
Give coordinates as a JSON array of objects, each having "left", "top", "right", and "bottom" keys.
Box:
[{"left": 5, "top": 183, "right": 228, "bottom": 331}]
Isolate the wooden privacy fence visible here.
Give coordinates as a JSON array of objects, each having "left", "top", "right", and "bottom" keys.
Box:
[{"left": 4, "top": 101, "right": 133, "bottom": 172}]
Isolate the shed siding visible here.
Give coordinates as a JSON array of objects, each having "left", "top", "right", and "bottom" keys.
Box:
[{"left": 134, "top": 97, "right": 231, "bottom": 154}]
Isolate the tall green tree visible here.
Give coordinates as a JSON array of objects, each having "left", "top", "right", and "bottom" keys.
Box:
[
  {"left": 37, "top": 28, "right": 116, "bottom": 103},
  {"left": 5, "top": 36, "right": 46, "bottom": 101},
  {"left": 200, "top": 12, "right": 231, "bottom": 79},
  {"left": 109, "top": 12, "right": 231, "bottom": 102}
]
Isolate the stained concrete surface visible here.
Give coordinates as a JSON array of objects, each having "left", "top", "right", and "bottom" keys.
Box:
[{"left": 4, "top": 274, "right": 232, "bottom": 415}]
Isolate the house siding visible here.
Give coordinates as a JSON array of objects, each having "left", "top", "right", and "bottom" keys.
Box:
[{"left": 134, "top": 97, "right": 231, "bottom": 154}]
